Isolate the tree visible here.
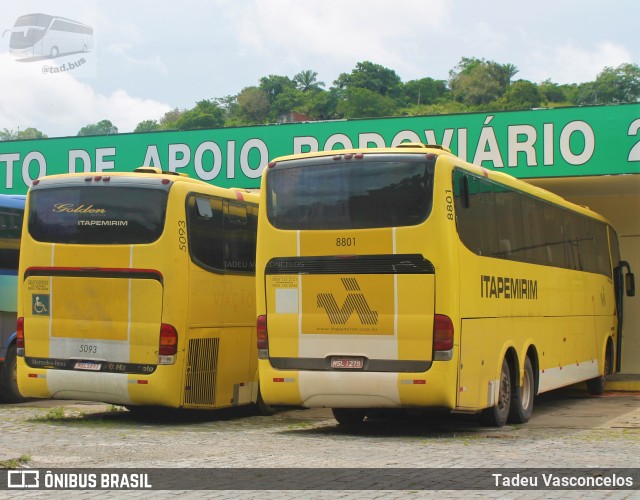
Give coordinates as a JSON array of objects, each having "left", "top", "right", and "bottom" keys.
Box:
[
  {"left": 236, "top": 87, "right": 270, "bottom": 124},
  {"left": 293, "top": 70, "right": 325, "bottom": 92},
  {"left": 77, "top": 120, "right": 118, "bottom": 136},
  {"left": 1, "top": 128, "right": 48, "bottom": 140},
  {"left": 336, "top": 87, "right": 397, "bottom": 118},
  {"left": 0, "top": 128, "right": 18, "bottom": 141},
  {"left": 448, "top": 57, "right": 506, "bottom": 106},
  {"left": 539, "top": 79, "right": 567, "bottom": 103},
  {"left": 334, "top": 61, "right": 403, "bottom": 99},
  {"left": 159, "top": 108, "right": 185, "bottom": 129},
  {"left": 270, "top": 88, "right": 305, "bottom": 121},
  {"left": 591, "top": 63, "right": 640, "bottom": 104},
  {"left": 134, "top": 120, "right": 161, "bottom": 133},
  {"left": 499, "top": 80, "right": 542, "bottom": 110},
  {"left": 173, "top": 100, "right": 225, "bottom": 130},
  {"left": 259, "top": 75, "right": 297, "bottom": 105},
  {"left": 402, "top": 78, "right": 449, "bottom": 106}
]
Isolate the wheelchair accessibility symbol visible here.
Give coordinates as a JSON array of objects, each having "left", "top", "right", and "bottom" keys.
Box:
[{"left": 32, "top": 294, "right": 50, "bottom": 315}]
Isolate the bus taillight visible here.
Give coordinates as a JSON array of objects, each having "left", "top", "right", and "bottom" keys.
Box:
[
  {"left": 158, "top": 323, "right": 178, "bottom": 365},
  {"left": 256, "top": 315, "right": 269, "bottom": 359},
  {"left": 16, "top": 317, "right": 24, "bottom": 356},
  {"left": 433, "top": 314, "right": 453, "bottom": 361}
]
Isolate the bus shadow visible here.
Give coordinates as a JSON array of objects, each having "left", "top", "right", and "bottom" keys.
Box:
[
  {"left": 25, "top": 403, "right": 264, "bottom": 427},
  {"left": 279, "top": 409, "right": 488, "bottom": 439},
  {"left": 276, "top": 388, "right": 629, "bottom": 439}
]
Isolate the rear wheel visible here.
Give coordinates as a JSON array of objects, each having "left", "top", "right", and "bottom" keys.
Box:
[
  {"left": 255, "top": 386, "right": 276, "bottom": 416},
  {"left": 480, "top": 357, "right": 511, "bottom": 427},
  {"left": 508, "top": 357, "right": 534, "bottom": 424},
  {"left": 0, "top": 345, "right": 24, "bottom": 403},
  {"left": 332, "top": 408, "right": 366, "bottom": 425},
  {"left": 587, "top": 344, "right": 612, "bottom": 396}
]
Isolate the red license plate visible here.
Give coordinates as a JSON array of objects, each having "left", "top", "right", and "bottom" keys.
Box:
[{"left": 330, "top": 357, "right": 364, "bottom": 369}]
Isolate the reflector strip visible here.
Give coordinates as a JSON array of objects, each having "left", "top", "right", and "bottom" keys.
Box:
[
  {"left": 28, "top": 373, "right": 46, "bottom": 379},
  {"left": 400, "top": 379, "right": 426, "bottom": 385},
  {"left": 273, "top": 377, "right": 295, "bottom": 383},
  {"left": 128, "top": 379, "right": 149, "bottom": 385}
]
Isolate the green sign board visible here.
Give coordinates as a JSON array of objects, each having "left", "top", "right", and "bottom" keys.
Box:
[{"left": 1, "top": 104, "right": 639, "bottom": 194}]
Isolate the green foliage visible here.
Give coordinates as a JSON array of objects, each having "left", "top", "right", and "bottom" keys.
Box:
[
  {"left": 294, "top": 70, "right": 325, "bottom": 92},
  {"left": 498, "top": 80, "right": 542, "bottom": 110},
  {"left": 12, "top": 59, "right": 637, "bottom": 136},
  {"left": 77, "top": 119, "right": 118, "bottom": 136},
  {"left": 0, "top": 127, "right": 48, "bottom": 140},
  {"left": 234, "top": 87, "right": 270, "bottom": 124},
  {"left": 173, "top": 99, "right": 225, "bottom": 130},
  {"left": 575, "top": 63, "right": 640, "bottom": 105},
  {"left": 449, "top": 58, "right": 508, "bottom": 106},
  {"left": 159, "top": 108, "right": 185, "bottom": 129},
  {"left": 402, "top": 78, "right": 449, "bottom": 106},
  {"left": 134, "top": 119, "right": 161, "bottom": 133},
  {"left": 337, "top": 87, "right": 397, "bottom": 118},
  {"left": 334, "top": 61, "right": 403, "bottom": 99}
]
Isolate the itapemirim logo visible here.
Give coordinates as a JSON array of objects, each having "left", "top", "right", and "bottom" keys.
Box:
[{"left": 317, "top": 278, "right": 379, "bottom": 325}]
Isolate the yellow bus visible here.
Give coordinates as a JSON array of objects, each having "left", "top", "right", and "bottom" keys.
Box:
[
  {"left": 17, "top": 168, "right": 267, "bottom": 412},
  {"left": 255, "top": 144, "right": 635, "bottom": 426}
]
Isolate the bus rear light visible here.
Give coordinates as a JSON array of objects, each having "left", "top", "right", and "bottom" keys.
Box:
[
  {"left": 16, "top": 317, "right": 24, "bottom": 355},
  {"left": 257, "top": 315, "right": 269, "bottom": 359},
  {"left": 433, "top": 314, "right": 454, "bottom": 361},
  {"left": 158, "top": 323, "right": 177, "bottom": 364}
]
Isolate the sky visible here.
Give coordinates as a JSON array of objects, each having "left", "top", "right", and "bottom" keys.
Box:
[{"left": 0, "top": 0, "right": 638, "bottom": 138}]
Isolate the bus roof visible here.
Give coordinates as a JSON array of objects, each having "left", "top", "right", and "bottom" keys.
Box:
[{"left": 28, "top": 170, "right": 259, "bottom": 204}]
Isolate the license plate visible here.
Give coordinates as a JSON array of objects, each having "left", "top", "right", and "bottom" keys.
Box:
[
  {"left": 330, "top": 357, "right": 364, "bottom": 369},
  {"left": 74, "top": 361, "right": 102, "bottom": 371}
]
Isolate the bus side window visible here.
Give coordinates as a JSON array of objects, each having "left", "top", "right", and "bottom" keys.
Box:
[{"left": 188, "top": 195, "right": 224, "bottom": 270}]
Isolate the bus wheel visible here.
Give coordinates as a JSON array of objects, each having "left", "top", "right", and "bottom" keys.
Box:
[
  {"left": 255, "top": 386, "right": 276, "bottom": 416},
  {"left": 508, "top": 357, "right": 534, "bottom": 424},
  {"left": 587, "top": 344, "right": 612, "bottom": 396},
  {"left": 332, "top": 408, "right": 366, "bottom": 425},
  {"left": 50, "top": 46, "right": 59, "bottom": 58},
  {"left": 0, "top": 345, "right": 25, "bottom": 403},
  {"left": 480, "top": 358, "right": 511, "bottom": 427}
]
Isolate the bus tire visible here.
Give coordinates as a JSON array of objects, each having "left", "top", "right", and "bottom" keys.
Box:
[
  {"left": 508, "top": 357, "right": 534, "bottom": 424},
  {"left": 332, "top": 408, "right": 366, "bottom": 425},
  {"left": 50, "top": 46, "right": 59, "bottom": 58},
  {"left": 587, "top": 343, "right": 612, "bottom": 396},
  {"left": 480, "top": 357, "right": 511, "bottom": 427},
  {"left": 0, "top": 345, "right": 24, "bottom": 403},
  {"left": 255, "top": 386, "right": 276, "bottom": 416}
]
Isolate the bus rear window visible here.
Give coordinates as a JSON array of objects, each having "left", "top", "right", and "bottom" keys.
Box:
[
  {"left": 267, "top": 157, "right": 436, "bottom": 230},
  {"left": 28, "top": 186, "right": 168, "bottom": 244}
]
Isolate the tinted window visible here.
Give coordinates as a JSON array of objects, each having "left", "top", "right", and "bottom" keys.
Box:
[
  {"left": 453, "top": 169, "right": 611, "bottom": 277},
  {"left": 0, "top": 207, "right": 23, "bottom": 271},
  {"left": 187, "top": 195, "right": 257, "bottom": 274},
  {"left": 267, "top": 156, "right": 436, "bottom": 230},
  {"left": 28, "top": 187, "right": 168, "bottom": 244}
]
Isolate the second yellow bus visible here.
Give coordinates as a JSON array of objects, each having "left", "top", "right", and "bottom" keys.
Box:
[{"left": 255, "top": 144, "right": 635, "bottom": 426}]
